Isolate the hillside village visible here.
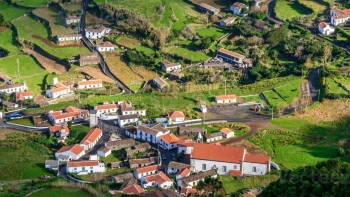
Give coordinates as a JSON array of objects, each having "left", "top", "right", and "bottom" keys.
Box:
[{"left": 2, "top": 0, "right": 350, "bottom": 196}]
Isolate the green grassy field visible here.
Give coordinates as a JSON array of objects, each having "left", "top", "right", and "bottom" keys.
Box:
[
  {"left": 0, "top": 29, "right": 21, "bottom": 56},
  {"left": 32, "top": 7, "right": 75, "bottom": 36},
  {"left": 68, "top": 124, "right": 91, "bottom": 144},
  {"left": 326, "top": 78, "right": 349, "bottom": 95},
  {"left": 0, "top": 2, "right": 29, "bottom": 22},
  {"left": 0, "top": 54, "right": 46, "bottom": 78},
  {"left": 60, "top": 2, "right": 82, "bottom": 11},
  {"left": 12, "top": 0, "right": 48, "bottom": 8},
  {"left": 167, "top": 47, "right": 210, "bottom": 62},
  {"left": 100, "top": 150, "right": 125, "bottom": 163},
  {"left": 187, "top": 122, "right": 249, "bottom": 136},
  {"left": 275, "top": 0, "right": 308, "bottom": 21},
  {"left": 12, "top": 16, "right": 90, "bottom": 60},
  {"left": 22, "top": 165, "right": 56, "bottom": 179},
  {"left": 221, "top": 175, "right": 279, "bottom": 194},
  {"left": 135, "top": 45, "right": 156, "bottom": 56},
  {"left": 30, "top": 188, "right": 90, "bottom": 197},
  {"left": 196, "top": 28, "right": 228, "bottom": 38},
  {"left": 263, "top": 90, "right": 285, "bottom": 107},
  {"left": 274, "top": 80, "right": 303, "bottom": 104},
  {"left": 15, "top": 72, "right": 48, "bottom": 94},
  {"left": 8, "top": 117, "right": 34, "bottom": 126}
]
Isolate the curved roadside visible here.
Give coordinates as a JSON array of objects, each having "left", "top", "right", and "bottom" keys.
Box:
[{"left": 267, "top": 0, "right": 284, "bottom": 25}]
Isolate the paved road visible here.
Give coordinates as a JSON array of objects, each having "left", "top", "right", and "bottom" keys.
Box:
[
  {"left": 308, "top": 66, "right": 322, "bottom": 101},
  {"left": 267, "top": 0, "right": 284, "bottom": 25}
]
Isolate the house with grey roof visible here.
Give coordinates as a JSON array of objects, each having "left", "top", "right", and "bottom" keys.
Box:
[
  {"left": 177, "top": 170, "right": 217, "bottom": 189},
  {"left": 204, "top": 132, "right": 223, "bottom": 142}
]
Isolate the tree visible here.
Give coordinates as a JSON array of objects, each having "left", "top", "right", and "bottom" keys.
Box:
[
  {"left": 67, "top": 121, "right": 72, "bottom": 130},
  {"left": 323, "top": 45, "right": 332, "bottom": 67},
  {"left": 0, "top": 13, "right": 4, "bottom": 24},
  {"left": 197, "top": 176, "right": 224, "bottom": 196},
  {"left": 241, "top": 8, "right": 249, "bottom": 15}
]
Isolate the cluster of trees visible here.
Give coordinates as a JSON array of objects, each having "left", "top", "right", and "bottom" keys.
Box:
[{"left": 123, "top": 50, "right": 155, "bottom": 66}]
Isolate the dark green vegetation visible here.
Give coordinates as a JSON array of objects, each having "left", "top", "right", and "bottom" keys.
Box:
[
  {"left": 67, "top": 124, "right": 91, "bottom": 145},
  {"left": 260, "top": 159, "right": 350, "bottom": 196}
]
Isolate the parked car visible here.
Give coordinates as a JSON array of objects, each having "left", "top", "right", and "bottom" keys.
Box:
[{"left": 162, "top": 155, "right": 166, "bottom": 160}]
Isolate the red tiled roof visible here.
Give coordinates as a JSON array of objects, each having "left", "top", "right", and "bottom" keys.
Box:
[
  {"left": 50, "top": 125, "right": 70, "bottom": 133},
  {"left": 216, "top": 94, "right": 237, "bottom": 100},
  {"left": 319, "top": 22, "right": 327, "bottom": 29},
  {"left": 80, "top": 128, "right": 103, "bottom": 146},
  {"left": 168, "top": 111, "right": 185, "bottom": 118},
  {"left": 16, "top": 92, "right": 33, "bottom": 101},
  {"left": 57, "top": 144, "right": 84, "bottom": 155},
  {"left": 50, "top": 107, "right": 88, "bottom": 120},
  {"left": 66, "top": 106, "right": 79, "bottom": 113},
  {"left": 160, "top": 133, "right": 180, "bottom": 144},
  {"left": 78, "top": 79, "right": 102, "bottom": 86},
  {"left": 177, "top": 168, "right": 190, "bottom": 177},
  {"left": 229, "top": 170, "right": 242, "bottom": 177},
  {"left": 232, "top": 2, "right": 248, "bottom": 9},
  {"left": 144, "top": 172, "right": 172, "bottom": 185},
  {"left": 135, "top": 164, "right": 159, "bottom": 174},
  {"left": 50, "top": 82, "right": 69, "bottom": 93},
  {"left": 180, "top": 188, "right": 202, "bottom": 196},
  {"left": 220, "top": 128, "right": 233, "bottom": 135},
  {"left": 191, "top": 144, "right": 245, "bottom": 163},
  {"left": 96, "top": 104, "right": 117, "bottom": 110},
  {"left": 244, "top": 154, "right": 270, "bottom": 164},
  {"left": 178, "top": 140, "right": 195, "bottom": 147},
  {"left": 122, "top": 184, "right": 145, "bottom": 194},
  {"left": 342, "top": 9, "right": 350, "bottom": 14},
  {"left": 99, "top": 146, "right": 111, "bottom": 153},
  {"left": 68, "top": 160, "right": 99, "bottom": 167}
]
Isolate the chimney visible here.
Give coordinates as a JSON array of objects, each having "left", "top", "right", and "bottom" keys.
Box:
[{"left": 53, "top": 77, "right": 58, "bottom": 85}]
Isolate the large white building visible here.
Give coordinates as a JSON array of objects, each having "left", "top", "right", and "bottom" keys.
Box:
[
  {"left": 79, "top": 128, "right": 103, "bottom": 150},
  {"left": 215, "top": 94, "right": 237, "bottom": 103},
  {"left": 66, "top": 160, "right": 106, "bottom": 174},
  {"left": 230, "top": 2, "right": 249, "bottom": 16},
  {"left": 191, "top": 144, "right": 271, "bottom": 176},
  {"left": 330, "top": 8, "right": 350, "bottom": 26},
  {"left": 85, "top": 26, "right": 110, "bottom": 39},
  {"left": 77, "top": 79, "right": 103, "bottom": 90},
  {"left": 0, "top": 83, "right": 27, "bottom": 94},
  {"left": 46, "top": 78, "right": 72, "bottom": 98},
  {"left": 177, "top": 140, "right": 195, "bottom": 155},
  {"left": 161, "top": 60, "right": 181, "bottom": 73},
  {"left": 140, "top": 171, "right": 173, "bottom": 189},
  {"left": 57, "top": 34, "right": 82, "bottom": 43},
  {"left": 130, "top": 124, "right": 170, "bottom": 144},
  {"left": 96, "top": 41, "right": 116, "bottom": 52},
  {"left": 159, "top": 133, "right": 180, "bottom": 150},
  {"left": 134, "top": 164, "right": 160, "bottom": 179},
  {"left": 318, "top": 22, "right": 335, "bottom": 35},
  {"left": 167, "top": 161, "right": 193, "bottom": 175},
  {"left": 65, "top": 15, "right": 80, "bottom": 25},
  {"left": 55, "top": 144, "right": 85, "bottom": 161},
  {"left": 119, "top": 101, "right": 146, "bottom": 116},
  {"left": 48, "top": 106, "right": 89, "bottom": 125},
  {"left": 118, "top": 114, "right": 139, "bottom": 127},
  {"left": 217, "top": 48, "right": 252, "bottom": 68},
  {"left": 168, "top": 111, "right": 185, "bottom": 122},
  {"left": 94, "top": 103, "right": 118, "bottom": 117}
]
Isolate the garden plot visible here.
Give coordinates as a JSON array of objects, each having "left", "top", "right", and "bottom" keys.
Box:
[
  {"left": 60, "top": 2, "right": 82, "bottom": 11},
  {"left": 326, "top": 78, "right": 349, "bottom": 95},
  {"left": 195, "top": 27, "right": 228, "bottom": 38},
  {"left": 274, "top": 82, "right": 302, "bottom": 104},
  {"left": 0, "top": 2, "right": 28, "bottom": 22},
  {"left": 275, "top": 0, "right": 308, "bottom": 21},
  {"left": 166, "top": 47, "right": 210, "bottom": 62},
  {"left": 0, "top": 54, "right": 46, "bottom": 78}
]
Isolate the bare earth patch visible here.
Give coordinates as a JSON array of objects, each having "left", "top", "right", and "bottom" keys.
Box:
[
  {"left": 225, "top": 139, "right": 269, "bottom": 156},
  {"left": 75, "top": 66, "right": 114, "bottom": 83},
  {"left": 0, "top": 129, "right": 26, "bottom": 140},
  {"left": 23, "top": 49, "right": 67, "bottom": 74}
]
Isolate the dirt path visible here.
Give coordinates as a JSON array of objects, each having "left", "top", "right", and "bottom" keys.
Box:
[
  {"left": 75, "top": 66, "right": 115, "bottom": 83},
  {"left": 23, "top": 49, "right": 67, "bottom": 74},
  {"left": 31, "top": 35, "right": 87, "bottom": 48}
]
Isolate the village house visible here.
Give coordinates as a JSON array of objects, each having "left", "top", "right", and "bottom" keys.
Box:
[
  {"left": 330, "top": 7, "right": 350, "bottom": 26},
  {"left": 66, "top": 160, "right": 106, "bottom": 174},
  {"left": 167, "top": 161, "right": 193, "bottom": 175},
  {"left": 219, "top": 17, "right": 236, "bottom": 27},
  {"left": 110, "top": 184, "right": 145, "bottom": 195},
  {"left": 49, "top": 125, "right": 69, "bottom": 138},
  {"left": 141, "top": 171, "right": 173, "bottom": 189},
  {"left": 129, "top": 157, "right": 158, "bottom": 169},
  {"left": 191, "top": 143, "right": 271, "bottom": 176},
  {"left": 217, "top": 48, "right": 252, "bottom": 67},
  {"left": 215, "top": 94, "right": 237, "bottom": 103},
  {"left": 178, "top": 126, "right": 206, "bottom": 136},
  {"left": 1, "top": 100, "right": 18, "bottom": 108},
  {"left": 197, "top": 3, "right": 220, "bottom": 15},
  {"left": 77, "top": 79, "right": 103, "bottom": 90},
  {"left": 318, "top": 22, "right": 335, "bottom": 35},
  {"left": 57, "top": 34, "right": 82, "bottom": 43},
  {"left": 46, "top": 78, "right": 71, "bottom": 98},
  {"left": 163, "top": 189, "right": 182, "bottom": 197},
  {"left": 118, "top": 114, "right": 139, "bottom": 127},
  {"left": 48, "top": 106, "right": 89, "bottom": 124},
  {"left": 204, "top": 132, "right": 223, "bottom": 142},
  {"left": 160, "top": 133, "right": 180, "bottom": 150},
  {"left": 45, "top": 160, "right": 59, "bottom": 170},
  {"left": 79, "top": 52, "right": 100, "bottom": 66},
  {"left": 85, "top": 25, "right": 110, "bottom": 39},
  {"left": 105, "top": 138, "right": 134, "bottom": 150},
  {"left": 125, "top": 126, "right": 138, "bottom": 139},
  {"left": 134, "top": 164, "right": 160, "bottom": 179},
  {"left": 161, "top": 60, "right": 181, "bottom": 73},
  {"left": 177, "top": 139, "right": 196, "bottom": 155},
  {"left": 113, "top": 173, "right": 134, "bottom": 183},
  {"left": 55, "top": 144, "right": 85, "bottom": 160},
  {"left": 230, "top": 2, "right": 249, "bottom": 16},
  {"left": 168, "top": 72, "right": 183, "bottom": 80},
  {"left": 177, "top": 170, "right": 217, "bottom": 189},
  {"left": 65, "top": 15, "right": 80, "bottom": 25},
  {"left": 176, "top": 168, "right": 191, "bottom": 181},
  {"left": 135, "top": 124, "right": 171, "bottom": 144},
  {"left": 89, "top": 154, "right": 99, "bottom": 161},
  {"left": 168, "top": 111, "right": 185, "bottom": 122},
  {"left": 220, "top": 128, "right": 234, "bottom": 138},
  {"left": 94, "top": 103, "right": 118, "bottom": 117},
  {"left": 15, "top": 91, "right": 33, "bottom": 102},
  {"left": 0, "top": 83, "right": 27, "bottom": 94},
  {"left": 125, "top": 142, "right": 152, "bottom": 158},
  {"left": 96, "top": 41, "right": 116, "bottom": 52},
  {"left": 152, "top": 77, "right": 168, "bottom": 90},
  {"left": 119, "top": 101, "right": 146, "bottom": 116},
  {"left": 97, "top": 146, "right": 112, "bottom": 157},
  {"left": 79, "top": 128, "right": 103, "bottom": 150}
]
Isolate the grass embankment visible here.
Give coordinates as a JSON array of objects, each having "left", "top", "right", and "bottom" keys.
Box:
[
  {"left": 275, "top": 0, "right": 308, "bottom": 21},
  {"left": 221, "top": 175, "right": 279, "bottom": 194},
  {"left": 0, "top": 29, "right": 22, "bottom": 56},
  {"left": 29, "top": 188, "right": 91, "bottom": 197},
  {"left": 114, "top": 35, "right": 156, "bottom": 56}
]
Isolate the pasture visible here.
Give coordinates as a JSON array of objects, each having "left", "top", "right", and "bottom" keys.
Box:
[
  {"left": 299, "top": 0, "right": 326, "bottom": 13},
  {"left": 0, "top": 54, "right": 46, "bottom": 78},
  {"left": 221, "top": 175, "right": 279, "bottom": 194},
  {"left": 115, "top": 36, "right": 155, "bottom": 56},
  {"left": 167, "top": 47, "right": 210, "bottom": 62},
  {"left": 32, "top": 7, "right": 75, "bottom": 36},
  {"left": 326, "top": 78, "right": 349, "bottom": 95},
  {"left": 274, "top": 80, "right": 303, "bottom": 104},
  {"left": 11, "top": 0, "right": 48, "bottom": 8},
  {"left": 196, "top": 27, "right": 228, "bottom": 38},
  {"left": 30, "top": 188, "right": 90, "bottom": 197},
  {"left": 275, "top": 0, "right": 308, "bottom": 21},
  {"left": 0, "top": 29, "right": 21, "bottom": 56},
  {"left": 60, "top": 2, "right": 82, "bottom": 11},
  {"left": 263, "top": 90, "right": 286, "bottom": 107},
  {"left": 0, "top": 2, "right": 29, "bottom": 22}
]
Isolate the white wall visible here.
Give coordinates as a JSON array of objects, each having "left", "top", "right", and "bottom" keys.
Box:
[
  {"left": 141, "top": 177, "right": 173, "bottom": 189},
  {"left": 67, "top": 163, "right": 106, "bottom": 174},
  {"left": 160, "top": 140, "right": 178, "bottom": 150},
  {"left": 97, "top": 149, "right": 111, "bottom": 157},
  {"left": 55, "top": 150, "right": 85, "bottom": 160},
  {"left": 242, "top": 162, "right": 269, "bottom": 176},
  {"left": 191, "top": 159, "right": 241, "bottom": 176},
  {"left": 206, "top": 136, "right": 222, "bottom": 143},
  {"left": 221, "top": 132, "right": 234, "bottom": 138},
  {"left": 78, "top": 83, "right": 102, "bottom": 90},
  {"left": 178, "top": 146, "right": 193, "bottom": 155},
  {"left": 119, "top": 118, "right": 139, "bottom": 127},
  {"left": 0, "top": 85, "right": 27, "bottom": 94},
  {"left": 170, "top": 117, "right": 185, "bottom": 122},
  {"left": 134, "top": 169, "right": 158, "bottom": 179}
]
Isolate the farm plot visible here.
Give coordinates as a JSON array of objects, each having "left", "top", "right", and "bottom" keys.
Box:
[
  {"left": 195, "top": 27, "right": 228, "bottom": 38},
  {"left": 0, "top": 2, "right": 29, "bottom": 22},
  {"left": 299, "top": 0, "right": 326, "bottom": 13},
  {"left": 14, "top": 72, "right": 48, "bottom": 94},
  {"left": 0, "top": 54, "right": 46, "bottom": 78},
  {"left": 167, "top": 47, "right": 210, "bottom": 62},
  {"left": 275, "top": 0, "right": 309, "bottom": 21},
  {"left": 32, "top": 7, "right": 75, "bottom": 36},
  {"left": 116, "top": 36, "right": 140, "bottom": 49},
  {"left": 30, "top": 188, "right": 91, "bottom": 197},
  {"left": 74, "top": 66, "right": 115, "bottom": 83},
  {"left": 0, "top": 29, "right": 21, "bottom": 56},
  {"left": 263, "top": 90, "right": 286, "bottom": 107},
  {"left": 326, "top": 78, "right": 349, "bottom": 95},
  {"left": 60, "top": 2, "right": 82, "bottom": 11},
  {"left": 274, "top": 81, "right": 302, "bottom": 104},
  {"left": 11, "top": 0, "right": 49, "bottom": 8},
  {"left": 12, "top": 16, "right": 90, "bottom": 60}
]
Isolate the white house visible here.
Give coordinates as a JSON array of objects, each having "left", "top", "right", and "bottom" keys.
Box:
[
  {"left": 94, "top": 103, "right": 118, "bottom": 117},
  {"left": 15, "top": 91, "right": 33, "bottom": 102},
  {"left": 330, "top": 8, "right": 350, "bottom": 26},
  {"left": 135, "top": 124, "right": 170, "bottom": 144},
  {"left": 220, "top": 128, "right": 234, "bottom": 138},
  {"left": 110, "top": 184, "right": 145, "bottom": 195},
  {"left": 49, "top": 125, "right": 70, "bottom": 138},
  {"left": 177, "top": 140, "right": 195, "bottom": 155},
  {"left": 176, "top": 168, "right": 191, "bottom": 181},
  {"left": 45, "top": 160, "right": 59, "bottom": 170},
  {"left": 219, "top": 17, "right": 236, "bottom": 27},
  {"left": 65, "top": 15, "right": 80, "bottom": 25},
  {"left": 168, "top": 111, "right": 185, "bottom": 122},
  {"left": 230, "top": 2, "right": 249, "bottom": 16},
  {"left": 97, "top": 147, "right": 112, "bottom": 157},
  {"left": 57, "top": 34, "right": 82, "bottom": 42},
  {"left": 177, "top": 170, "right": 217, "bottom": 189},
  {"left": 167, "top": 161, "right": 193, "bottom": 175},
  {"left": 217, "top": 48, "right": 252, "bottom": 67},
  {"left": 96, "top": 41, "right": 116, "bottom": 52},
  {"left": 204, "top": 132, "right": 222, "bottom": 142},
  {"left": 79, "top": 128, "right": 103, "bottom": 150},
  {"left": 161, "top": 60, "right": 181, "bottom": 73},
  {"left": 199, "top": 105, "right": 207, "bottom": 113},
  {"left": 118, "top": 114, "right": 139, "bottom": 127},
  {"left": 66, "top": 160, "right": 106, "bottom": 174},
  {"left": 197, "top": 3, "right": 220, "bottom": 15},
  {"left": 0, "top": 83, "right": 27, "bottom": 94},
  {"left": 48, "top": 106, "right": 89, "bottom": 125},
  {"left": 119, "top": 101, "right": 146, "bottom": 116},
  {"left": 55, "top": 144, "right": 85, "bottom": 160},
  {"left": 191, "top": 143, "right": 271, "bottom": 176},
  {"left": 85, "top": 25, "right": 110, "bottom": 39},
  {"left": 134, "top": 165, "right": 160, "bottom": 179},
  {"left": 46, "top": 78, "right": 71, "bottom": 98},
  {"left": 77, "top": 79, "right": 103, "bottom": 90},
  {"left": 89, "top": 154, "right": 99, "bottom": 160},
  {"left": 215, "top": 94, "right": 237, "bottom": 103},
  {"left": 160, "top": 133, "right": 180, "bottom": 150},
  {"left": 318, "top": 22, "right": 335, "bottom": 35},
  {"left": 153, "top": 77, "right": 168, "bottom": 90},
  {"left": 141, "top": 171, "right": 173, "bottom": 189}
]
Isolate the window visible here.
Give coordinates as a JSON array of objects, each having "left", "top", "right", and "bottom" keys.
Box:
[
  {"left": 222, "top": 166, "right": 226, "bottom": 172},
  {"left": 82, "top": 167, "right": 85, "bottom": 171},
  {"left": 74, "top": 167, "right": 77, "bottom": 170},
  {"left": 234, "top": 165, "right": 237, "bottom": 169},
  {"left": 252, "top": 167, "right": 257, "bottom": 172},
  {"left": 90, "top": 167, "right": 93, "bottom": 169},
  {"left": 202, "top": 164, "right": 206, "bottom": 170}
]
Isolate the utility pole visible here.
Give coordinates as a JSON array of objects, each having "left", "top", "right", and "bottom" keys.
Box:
[
  {"left": 17, "top": 59, "right": 20, "bottom": 78},
  {"left": 271, "top": 107, "right": 274, "bottom": 120}
]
